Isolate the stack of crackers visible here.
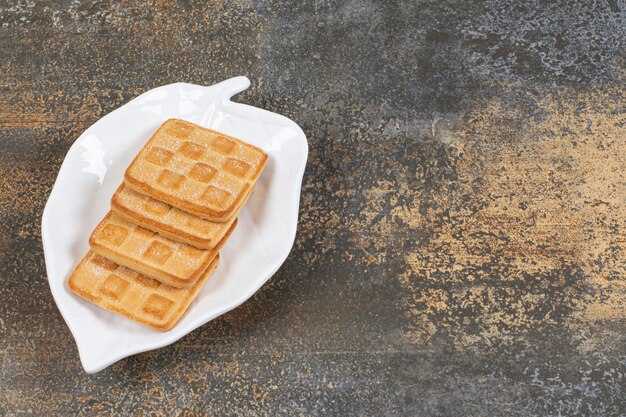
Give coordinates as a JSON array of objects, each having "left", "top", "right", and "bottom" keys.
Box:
[{"left": 68, "top": 119, "right": 268, "bottom": 331}]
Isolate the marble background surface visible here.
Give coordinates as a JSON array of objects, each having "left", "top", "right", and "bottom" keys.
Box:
[{"left": 1, "top": 1, "right": 624, "bottom": 415}]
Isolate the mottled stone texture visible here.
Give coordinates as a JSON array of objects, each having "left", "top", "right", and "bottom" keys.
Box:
[{"left": 1, "top": 1, "right": 625, "bottom": 416}]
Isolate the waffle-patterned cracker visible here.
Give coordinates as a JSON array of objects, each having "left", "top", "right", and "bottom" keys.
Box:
[
  {"left": 68, "top": 251, "right": 219, "bottom": 331},
  {"left": 89, "top": 212, "right": 235, "bottom": 288},
  {"left": 111, "top": 183, "right": 251, "bottom": 249},
  {"left": 124, "top": 119, "right": 268, "bottom": 222}
]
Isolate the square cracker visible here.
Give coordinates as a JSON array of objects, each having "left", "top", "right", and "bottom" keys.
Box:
[
  {"left": 68, "top": 251, "right": 219, "bottom": 331},
  {"left": 89, "top": 212, "right": 235, "bottom": 288},
  {"left": 124, "top": 119, "right": 268, "bottom": 222},
  {"left": 111, "top": 183, "right": 252, "bottom": 249}
]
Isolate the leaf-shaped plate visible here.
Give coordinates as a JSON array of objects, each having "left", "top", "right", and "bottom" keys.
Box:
[{"left": 42, "top": 77, "right": 308, "bottom": 373}]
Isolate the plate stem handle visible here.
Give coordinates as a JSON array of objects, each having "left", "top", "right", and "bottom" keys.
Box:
[{"left": 214, "top": 76, "right": 251, "bottom": 101}]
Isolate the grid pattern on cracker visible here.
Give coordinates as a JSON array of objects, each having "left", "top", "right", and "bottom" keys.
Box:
[
  {"left": 89, "top": 212, "right": 225, "bottom": 287},
  {"left": 111, "top": 183, "right": 251, "bottom": 249},
  {"left": 124, "top": 119, "right": 267, "bottom": 221},
  {"left": 68, "top": 251, "right": 219, "bottom": 331}
]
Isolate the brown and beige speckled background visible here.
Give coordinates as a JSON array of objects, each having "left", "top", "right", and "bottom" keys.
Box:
[{"left": 1, "top": 1, "right": 625, "bottom": 416}]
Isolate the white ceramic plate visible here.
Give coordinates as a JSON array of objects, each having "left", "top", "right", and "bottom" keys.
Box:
[{"left": 42, "top": 77, "right": 308, "bottom": 373}]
